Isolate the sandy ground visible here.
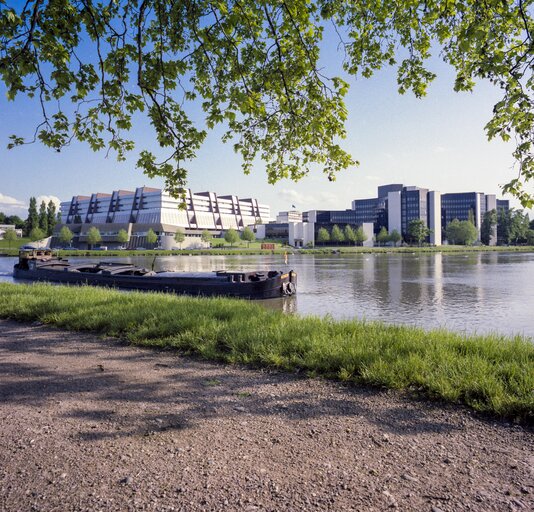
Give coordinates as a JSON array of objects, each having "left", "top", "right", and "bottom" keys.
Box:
[{"left": 0, "top": 318, "right": 532, "bottom": 512}]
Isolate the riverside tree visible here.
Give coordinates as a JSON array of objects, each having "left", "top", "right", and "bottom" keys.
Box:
[
  {"left": 46, "top": 200, "right": 57, "bottom": 236},
  {"left": 86, "top": 226, "right": 102, "bottom": 248},
  {"left": 446, "top": 219, "right": 478, "bottom": 245},
  {"left": 481, "top": 210, "right": 498, "bottom": 245},
  {"left": 117, "top": 228, "right": 129, "bottom": 246},
  {"left": 316, "top": 227, "right": 330, "bottom": 246},
  {"left": 389, "top": 229, "right": 402, "bottom": 247},
  {"left": 240, "top": 226, "right": 255, "bottom": 247},
  {"left": 146, "top": 228, "right": 158, "bottom": 246},
  {"left": 408, "top": 219, "right": 430, "bottom": 246},
  {"left": 1, "top": 1, "right": 533, "bottom": 206},
  {"left": 3, "top": 228, "right": 17, "bottom": 248},
  {"left": 29, "top": 226, "right": 45, "bottom": 242},
  {"left": 330, "top": 224, "right": 344, "bottom": 245},
  {"left": 201, "top": 229, "right": 212, "bottom": 246},
  {"left": 354, "top": 226, "right": 367, "bottom": 246},
  {"left": 224, "top": 228, "right": 239, "bottom": 247},
  {"left": 25, "top": 197, "right": 38, "bottom": 234},
  {"left": 376, "top": 227, "right": 389, "bottom": 246},
  {"left": 173, "top": 229, "right": 185, "bottom": 249},
  {"left": 38, "top": 200, "right": 48, "bottom": 235},
  {"left": 58, "top": 225, "right": 74, "bottom": 247},
  {"left": 344, "top": 225, "right": 356, "bottom": 245}
]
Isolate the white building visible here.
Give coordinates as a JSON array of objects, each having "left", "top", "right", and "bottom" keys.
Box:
[{"left": 58, "top": 187, "right": 271, "bottom": 249}]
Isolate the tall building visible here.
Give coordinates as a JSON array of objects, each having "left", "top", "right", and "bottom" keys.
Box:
[{"left": 58, "top": 186, "right": 270, "bottom": 249}]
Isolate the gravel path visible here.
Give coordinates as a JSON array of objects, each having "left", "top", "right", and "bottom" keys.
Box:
[{"left": 0, "top": 318, "right": 532, "bottom": 512}]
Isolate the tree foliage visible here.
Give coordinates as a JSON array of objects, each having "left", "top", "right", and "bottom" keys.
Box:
[
  {"left": 146, "top": 227, "right": 158, "bottom": 245},
  {"left": 86, "top": 226, "right": 101, "bottom": 247},
  {"left": 408, "top": 219, "right": 430, "bottom": 246},
  {"left": 3, "top": 228, "right": 17, "bottom": 247},
  {"left": 389, "top": 229, "right": 402, "bottom": 246},
  {"left": 25, "top": 197, "right": 38, "bottom": 234},
  {"left": 224, "top": 227, "right": 239, "bottom": 246},
  {"left": 330, "top": 224, "right": 344, "bottom": 244},
  {"left": 240, "top": 226, "right": 255, "bottom": 246},
  {"left": 481, "top": 209, "right": 497, "bottom": 245},
  {"left": 46, "top": 199, "right": 57, "bottom": 236},
  {"left": 316, "top": 227, "right": 330, "bottom": 245},
  {"left": 201, "top": 229, "right": 212, "bottom": 244},
  {"left": 173, "top": 228, "right": 185, "bottom": 248},
  {"left": 58, "top": 225, "right": 73, "bottom": 246},
  {"left": 117, "top": 228, "right": 129, "bottom": 244},
  {"left": 376, "top": 226, "right": 389, "bottom": 246},
  {"left": 354, "top": 226, "right": 367, "bottom": 246},
  {"left": 497, "top": 208, "right": 530, "bottom": 244},
  {"left": 29, "top": 226, "right": 45, "bottom": 241},
  {"left": 446, "top": 218, "right": 478, "bottom": 245},
  {"left": 1, "top": 1, "right": 533, "bottom": 205},
  {"left": 343, "top": 224, "right": 355, "bottom": 245}
]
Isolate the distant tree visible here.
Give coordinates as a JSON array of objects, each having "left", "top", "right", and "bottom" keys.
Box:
[
  {"left": 376, "top": 226, "right": 389, "bottom": 246},
  {"left": 481, "top": 210, "right": 497, "bottom": 245},
  {"left": 408, "top": 219, "right": 429, "bottom": 246},
  {"left": 344, "top": 225, "right": 356, "bottom": 245},
  {"left": 241, "top": 226, "right": 255, "bottom": 247},
  {"left": 530, "top": 218, "right": 534, "bottom": 231},
  {"left": 174, "top": 229, "right": 185, "bottom": 249},
  {"left": 86, "top": 227, "right": 102, "bottom": 249},
  {"left": 26, "top": 197, "right": 38, "bottom": 234},
  {"left": 508, "top": 209, "right": 530, "bottom": 244},
  {"left": 38, "top": 200, "right": 48, "bottom": 234},
  {"left": 146, "top": 228, "right": 158, "bottom": 246},
  {"left": 46, "top": 200, "right": 57, "bottom": 236},
  {"left": 0, "top": 212, "right": 5, "bottom": 224},
  {"left": 330, "top": 224, "right": 344, "bottom": 244},
  {"left": 3, "top": 228, "right": 17, "bottom": 249},
  {"left": 224, "top": 228, "right": 239, "bottom": 247},
  {"left": 201, "top": 230, "right": 212, "bottom": 246},
  {"left": 446, "top": 219, "right": 477, "bottom": 245},
  {"left": 6, "top": 215, "right": 24, "bottom": 229},
  {"left": 29, "top": 227, "right": 46, "bottom": 242},
  {"left": 354, "top": 226, "right": 367, "bottom": 246},
  {"left": 117, "top": 229, "right": 129, "bottom": 246},
  {"left": 58, "top": 226, "right": 74, "bottom": 247},
  {"left": 526, "top": 230, "right": 534, "bottom": 246},
  {"left": 389, "top": 229, "right": 402, "bottom": 247},
  {"left": 316, "top": 227, "right": 330, "bottom": 246}
]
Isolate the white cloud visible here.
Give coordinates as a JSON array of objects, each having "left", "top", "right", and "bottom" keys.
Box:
[
  {"left": 433, "top": 146, "right": 447, "bottom": 153},
  {"left": 0, "top": 193, "right": 26, "bottom": 215},
  {"left": 278, "top": 188, "right": 317, "bottom": 207},
  {"left": 365, "top": 175, "right": 382, "bottom": 182},
  {"left": 36, "top": 195, "right": 61, "bottom": 209}
]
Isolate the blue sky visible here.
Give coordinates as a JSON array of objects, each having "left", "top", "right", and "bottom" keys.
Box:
[{"left": 0, "top": 35, "right": 529, "bottom": 218}]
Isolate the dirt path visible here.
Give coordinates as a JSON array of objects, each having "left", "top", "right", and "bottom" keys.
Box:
[{"left": 0, "top": 319, "right": 532, "bottom": 512}]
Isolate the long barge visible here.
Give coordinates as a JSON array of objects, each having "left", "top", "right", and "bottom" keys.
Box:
[{"left": 13, "top": 249, "right": 296, "bottom": 300}]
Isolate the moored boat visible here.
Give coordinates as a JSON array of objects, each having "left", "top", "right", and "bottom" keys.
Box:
[{"left": 13, "top": 249, "right": 297, "bottom": 300}]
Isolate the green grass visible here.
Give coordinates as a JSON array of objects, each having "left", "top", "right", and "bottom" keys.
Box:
[
  {"left": 0, "top": 282, "right": 532, "bottom": 423},
  {"left": 0, "top": 237, "right": 31, "bottom": 251}
]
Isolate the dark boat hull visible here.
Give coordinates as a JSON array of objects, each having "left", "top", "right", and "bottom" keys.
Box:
[{"left": 13, "top": 265, "right": 296, "bottom": 300}]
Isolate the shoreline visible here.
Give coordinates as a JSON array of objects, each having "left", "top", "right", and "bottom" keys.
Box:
[
  {"left": 2, "top": 245, "right": 534, "bottom": 258},
  {"left": 0, "top": 282, "right": 532, "bottom": 423},
  {"left": 0, "top": 318, "right": 532, "bottom": 511}
]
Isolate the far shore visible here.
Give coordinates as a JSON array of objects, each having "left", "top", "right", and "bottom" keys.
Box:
[{"left": 2, "top": 244, "right": 534, "bottom": 257}]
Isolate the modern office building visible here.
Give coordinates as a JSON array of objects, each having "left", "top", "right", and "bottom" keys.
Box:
[
  {"left": 255, "top": 209, "right": 374, "bottom": 247},
  {"left": 350, "top": 184, "right": 510, "bottom": 245},
  {"left": 0, "top": 224, "right": 23, "bottom": 239},
  {"left": 57, "top": 186, "right": 271, "bottom": 249},
  {"left": 276, "top": 211, "right": 303, "bottom": 223}
]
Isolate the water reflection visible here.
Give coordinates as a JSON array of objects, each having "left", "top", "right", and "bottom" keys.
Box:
[{"left": 0, "top": 252, "right": 533, "bottom": 339}]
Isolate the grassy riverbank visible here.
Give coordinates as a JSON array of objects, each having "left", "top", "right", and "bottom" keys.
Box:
[
  {"left": 0, "top": 282, "right": 532, "bottom": 423},
  {"left": 2, "top": 244, "right": 534, "bottom": 257}
]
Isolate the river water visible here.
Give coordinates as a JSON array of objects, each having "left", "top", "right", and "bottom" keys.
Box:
[{"left": 1, "top": 252, "right": 533, "bottom": 339}]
